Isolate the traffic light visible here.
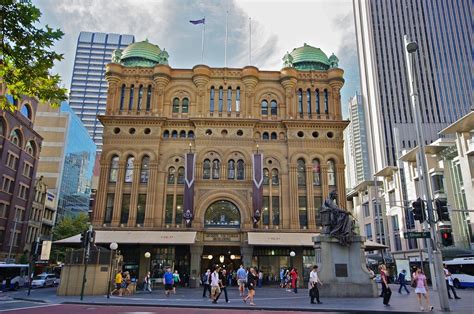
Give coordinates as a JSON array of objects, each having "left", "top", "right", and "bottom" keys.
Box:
[
  {"left": 89, "top": 230, "right": 96, "bottom": 244},
  {"left": 435, "top": 198, "right": 450, "bottom": 221},
  {"left": 80, "top": 230, "right": 88, "bottom": 248},
  {"left": 440, "top": 228, "right": 453, "bottom": 247},
  {"left": 412, "top": 198, "right": 425, "bottom": 222}
]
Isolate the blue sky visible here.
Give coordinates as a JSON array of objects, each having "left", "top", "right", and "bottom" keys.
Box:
[{"left": 35, "top": 0, "right": 360, "bottom": 117}]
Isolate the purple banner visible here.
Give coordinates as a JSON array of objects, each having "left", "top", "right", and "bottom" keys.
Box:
[
  {"left": 252, "top": 153, "right": 263, "bottom": 227},
  {"left": 183, "top": 152, "right": 196, "bottom": 227}
]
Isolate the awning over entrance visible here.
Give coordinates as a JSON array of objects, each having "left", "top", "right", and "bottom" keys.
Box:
[
  {"left": 364, "top": 240, "right": 389, "bottom": 251},
  {"left": 248, "top": 232, "right": 315, "bottom": 246},
  {"left": 54, "top": 230, "right": 197, "bottom": 245}
]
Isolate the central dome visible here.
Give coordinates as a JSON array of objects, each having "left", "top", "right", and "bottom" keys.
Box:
[
  {"left": 120, "top": 40, "right": 163, "bottom": 67},
  {"left": 289, "top": 43, "right": 330, "bottom": 71}
]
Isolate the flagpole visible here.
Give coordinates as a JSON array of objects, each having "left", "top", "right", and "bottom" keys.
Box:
[
  {"left": 248, "top": 17, "right": 252, "bottom": 65},
  {"left": 225, "top": 10, "right": 228, "bottom": 68},
  {"left": 201, "top": 17, "right": 205, "bottom": 64}
]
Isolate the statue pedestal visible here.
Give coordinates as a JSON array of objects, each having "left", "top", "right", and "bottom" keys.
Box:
[{"left": 313, "top": 234, "right": 378, "bottom": 297}]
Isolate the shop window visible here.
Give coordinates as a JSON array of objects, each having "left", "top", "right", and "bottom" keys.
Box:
[{"left": 204, "top": 200, "right": 240, "bottom": 228}]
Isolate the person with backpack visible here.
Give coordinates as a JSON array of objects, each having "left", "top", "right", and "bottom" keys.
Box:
[
  {"left": 201, "top": 269, "right": 211, "bottom": 298},
  {"left": 398, "top": 269, "right": 410, "bottom": 294}
]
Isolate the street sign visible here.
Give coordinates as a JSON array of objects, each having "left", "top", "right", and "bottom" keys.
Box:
[{"left": 404, "top": 231, "right": 430, "bottom": 239}]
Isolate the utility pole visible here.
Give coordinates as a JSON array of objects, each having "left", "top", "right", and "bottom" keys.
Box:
[
  {"left": 27, "top": 238, "right": 40, "bottom": 296},
  {"left": 403, "top": 35, "right": 450, "bottom": 311},
  {"left": 80, "top": 225, "right": 93, "bottom": 300}
]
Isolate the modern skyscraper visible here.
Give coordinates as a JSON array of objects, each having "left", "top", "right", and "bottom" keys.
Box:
[
  {"left": 344, "top": 93, "right": 370, "bottom": 189},
  {"left": 69, "top": 31, "right": 135, "bottom": 151},
  {"left": 353, "top": 0, "right": 471, "bottom": 173}
]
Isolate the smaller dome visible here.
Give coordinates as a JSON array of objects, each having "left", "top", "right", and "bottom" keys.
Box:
[
  {"left": 120, "top": 40, "right": 164, "bottom": 67},
  {"left": 289, "top": 43, "right": 330, "bottom": 71}
]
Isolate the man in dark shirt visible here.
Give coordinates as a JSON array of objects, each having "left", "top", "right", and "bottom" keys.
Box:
[
  {"left": 215, "top": 268, "right": 229, "bottom": 303},
  {"left": 398, "top": 269, "right": 410, "bottom": 294}
]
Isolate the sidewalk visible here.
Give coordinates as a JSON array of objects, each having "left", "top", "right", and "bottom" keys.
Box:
[{"left": 4, "top": 284, "right": 473, "bottom": 313}]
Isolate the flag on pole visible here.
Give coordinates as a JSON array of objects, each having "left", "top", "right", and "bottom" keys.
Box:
[{"left": 190, "top": 18, "right": 205, "bottom": 25}]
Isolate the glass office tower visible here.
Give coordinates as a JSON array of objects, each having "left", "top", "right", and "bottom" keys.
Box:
[{"left": 69, "top": 32, "right": 135, "bottom": 152}]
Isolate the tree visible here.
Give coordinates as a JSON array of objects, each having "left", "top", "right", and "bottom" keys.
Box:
[
  {"left": 0, "top": 0, "right": 67, "bottom": 110},
  {"left": 51, "top": 213, "right": 89, "bottom": 262}
]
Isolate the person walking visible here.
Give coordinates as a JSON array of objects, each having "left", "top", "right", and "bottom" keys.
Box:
[
  {"left": 290, "top": 267, "right": 298, "bottom": 293},
  {"left": 443, "top": 264, "right": 461, "bottom": 299},
  {"left": 163, "top": 268, "right": 174, "bottom": 297},
  {"left": 236, "top": 265, "right": 247, "bottom": 297},
  {"left": 143, "top": 271, "right": 152, "bottom": 293},
  {"left": 215, "top": 268, "right": 229, "bottom": 303},
  {"left": 201, "top": 269, "right": 211, "bottom": 298},
  {"left": 172, "top": 270, "right": 180, "bottom": 294},
  {"left": 398, "top": 269, "right": 410, "bottom": 294},
  {"left": 210, "top": 267, "right": 221, "bottom": 304},
  {"left": 243, "top": 267, "right": 258, "bottom": 306},
  {"left": 111, "top": 270, "right": 123, "bottom": 296},
  {"left": 309, "top": 265, "right": 323, "bottom": 304},
  {"left": 412, "top": 267, "right": 433, "bottom": 311},
  {"left": 257, "top": 270, "right": 263, "bottom": 288},
  {"left": 280, "top": 268, "right": 286, "bottom": 288},
  {"left": 380, "top": 264, "right": 392, "bottom": 306}
]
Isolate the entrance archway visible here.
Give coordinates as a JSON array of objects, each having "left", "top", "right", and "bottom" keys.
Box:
[{"left": 204, "top": 200, "right": 240, "bottom": 228}]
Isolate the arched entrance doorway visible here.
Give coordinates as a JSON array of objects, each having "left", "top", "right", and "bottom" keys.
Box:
[{"left": 202, "top": 200, "right": 242, "bottom": 277}]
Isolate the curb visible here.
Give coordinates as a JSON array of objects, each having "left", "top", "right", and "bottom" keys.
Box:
[{"left": 12, "top": 297, "right": 49, "bottom": 303}]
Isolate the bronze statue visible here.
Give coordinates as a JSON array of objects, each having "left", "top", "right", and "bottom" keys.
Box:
[{"left": 321, "top": 190, "right": 355, "bottom": 246}]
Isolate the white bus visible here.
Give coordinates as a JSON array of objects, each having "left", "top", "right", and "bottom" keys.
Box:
[
  {"left": 444, "top": 257, "right": 474, "bottom": 289},
  {"left": 0, "top": 264, "right": 29, "bottom": 290}
]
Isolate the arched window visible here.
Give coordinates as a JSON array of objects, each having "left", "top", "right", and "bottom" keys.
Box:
[
  {"left": 182, "top": 98, "right": 189, "bottom": 113},
  {"left": 109, "top": 155, "right": 119, "bottom": 182},
  {"left": 228, "top": 160, "right": 235, "bottom": 179},
  {"left": 163, "top": 130, "right": 170, "bottom": 138},
  {"left": 179, "top": 130, "right": 186, "bottom": 138},
  {"left": 187, "top": 130, "right": 195, "bottom": 138},
  {"left": 10, "top": 129, "right": 22, "bottom": 147},
  {"left": 218, "top": 87, "right": 224, "bottom": 112},
  {"left": 327, "top": 159, "right": 336, "bottom": 186},
  {"left": 315, "top": 89, "right": 320, "bottom": 114},
  {"left": 227, "top": 87, "right": 232, "bottom": 112},
  {"left": 236, "top": 87, "right": 241, "bottom": 112},
  {"left": 297, "top": 158, "right": 306, "bottom": 186},
  {"left": 270, "top": 100, "right": 277, "bottom": 115},
  {"left": 204, "top": 200, "right": 240, "bottom": 228},
  {"left": 128, "top": 85, "right": 134, "bottom": 110},
  {"left": 120, "top": 84, "right": 126, "bottom": 110},
  {"left": 171, "top": 130, "right": 178, "bottom": 138},
  {"left": 146, "top": 85, "right": 152, "bottom": 111},
  {"left": 203, "top": 159, "right": 211, "bottom": 179},
  {"left": 324, "top": 89, "right": 329, "bottom": 114},
  {"left": 172, "top": 98, "right": 180, "bottom": 113},
  {"left": 262, "top": 132, "right": 269, "bottom": 140},
  {"left": 21, "top": 104, "right": 32, "bottom": 120},
  {"left": 124, "top": 156, "right": 135, "bottom": 182},
  {"left": 263, "top": 168, "right": 269, "bottom": 185},
  {"left": 210, "top": 86, "right": 215, "bottom": 112},
  {"left": 137, "top": 85, "right": 143, "bottom": 111},
  {"left": 298, "top": 89, "right": 303, "bottom": 116},
  {"left": 261, "top": 100, "right": 268, "bottom": 115},
  {"left": 167, "top": 167, "right": 176, "bottom": 184},
  {"left": 270, "top": 132, "right": 277, "bottom": 140},
  {"left": 312, "top": 159, "right": 321, "bottom": 186},
  {"left": 140, "top": 156, "right": 150, "bottom": 183},
  {"left": 26, "top": 141, "right": 36, "bottom": 156},
  {"left": 237, "top": 159, "right": 244, "bottom": 180},
  {"left": 272, "top": 169, "right": 279, "bottom": 185},
  {"left": 306, "top": 89, "right": 311, "bottom": 115},
  {"left": 212, "top": 159, "right": 220, "bottom": 179},
  {"left": 177, "top": 167, "right": 185, "bottom": 184},
  {"left": 0, "top": 119, "right": 4, "bottom": 137}
]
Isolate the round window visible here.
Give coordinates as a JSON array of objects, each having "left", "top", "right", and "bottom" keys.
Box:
[
  {"left": 221, "top": 129, "right": 228, "bottom": 136},
  {"left": 129, "top": 128, "right": 136, "bottom": 134},
  {"left": 327, "top": 131, "right": 334, "bottom": 139},
  {"left": 237, "top": 130, "right": 243, "bottom": 136},
  {"left": 297, "top": 131, "right": 304, "bottom": 138},
  {"left": 113, "top": 127, "right": 120, "bottom": 134},
  {"left": 144, "top": 128, "right": 151, "bottom": 134},
  {"left": 205, "top": 129, "right": 213, "bottom": 136},
  {"left": 312, "top": 131, "right": 319, "bottom": 138}
]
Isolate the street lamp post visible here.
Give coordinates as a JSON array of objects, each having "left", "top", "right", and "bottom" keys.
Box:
[
  {"left": 289, "top": 251, "right": 295, "bottom": 268},
  {"left": 144, "top": 251, "right": 151, "bottom": 276},
  {"left": 403, "top": 34, "right": 450, "bottom": 311},
  {"left": 107, "top": 242, "right": 118, "bottom": 298}
]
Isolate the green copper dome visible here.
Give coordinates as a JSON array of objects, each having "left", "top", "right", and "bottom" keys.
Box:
[
  {"left": 118, "top": 40, "right": 169, "bottom": 67},
  {"left": 289, "top": 43, "right": 330, "bottom": 71}
]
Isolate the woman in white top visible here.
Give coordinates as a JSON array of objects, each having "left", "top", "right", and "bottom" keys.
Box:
[{"left": 309, "top": 265, "right": 323, "bottom": 304}]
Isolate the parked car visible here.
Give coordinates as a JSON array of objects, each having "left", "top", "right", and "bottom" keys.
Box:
[
  {"left": 53, "top": 277, "right": 60, "bottom": 286},
  {"left": 31, "top": 274, "right": 56, "bottom": 288}
]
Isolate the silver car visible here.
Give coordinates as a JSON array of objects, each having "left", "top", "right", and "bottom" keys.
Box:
[{"left": 31, "top": 274, "right": 56, "bottom": 288}]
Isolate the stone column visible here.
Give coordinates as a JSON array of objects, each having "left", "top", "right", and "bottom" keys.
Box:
[
  {"left": 289, "top": 164, "right": 299, "bottom": 229},
  {"left": 241, "top": 245, "right": 253, "bottom": 268},
  {"left": 92, "top": 162, "right": 110, "bottom": 226},
  {"left": 321, "top": 165, "right": 328, "bottom": 199},
  {"left": 336, "top": 164, "right": 346, "bottom": 208},
  {"left": 306, "top": 165, "right": 316, "bottom": 229},
  {"left": 111, "top": 162, "right": 126, "bottom": 226},
  {"left": 128, "top": 162, "right": 141, "bottom": 226},
  {"left": 153, "top": 74, "right": 170, "bottom": 116},
  {"left": 145, "top": 161, "right": 159, "bottom": 227},
  {"left": 153, "top": 170, "right": 167, "bottom": 227},
  {"left": 280, "top": 171, "right": 291, "bottom": 229},
  {"left": 190, "top": 244, "right": 204, "bottom": 287}
]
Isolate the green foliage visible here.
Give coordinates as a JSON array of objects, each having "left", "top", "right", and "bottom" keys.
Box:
[
  {"left": 51, "top": 213, "right": 89, "bottom": 262},
  {"left": 0, "top": 0, "right": 67, "bottom": 110}
]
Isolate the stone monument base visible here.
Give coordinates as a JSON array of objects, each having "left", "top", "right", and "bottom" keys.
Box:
[{"left": 313, "top": 234, "right": 378, "bottom": 298}]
